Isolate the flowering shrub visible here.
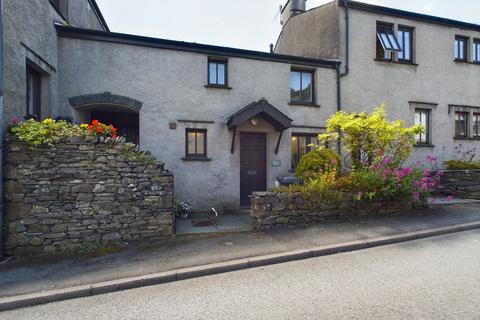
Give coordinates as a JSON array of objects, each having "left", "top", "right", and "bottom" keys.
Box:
[
  {"left": 319, "top": 106, "right": 423, "bottom": 168},
  {"left": 281, "top": 108, "right": 446, "bottom": 205},
  {"left": 10, "top": 118, "right": 119, "bottom": 147},
  {"left": 10, "top": 118, "right": 82, "bottom": 146},
  {"left": 444, "top": 145, "right": 480, "bottom": 170},
  {"left": 84, "top": 120, "right": 118, "bottom": 139}
]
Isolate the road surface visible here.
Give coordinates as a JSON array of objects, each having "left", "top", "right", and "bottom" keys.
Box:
[{"left": 3, "top": 229, "right": 480, "bottom": 319}]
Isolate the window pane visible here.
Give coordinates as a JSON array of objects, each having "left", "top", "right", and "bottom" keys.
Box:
[
  {"left": 196, "top": 132, "right": 205, "bottom": 155},
  {"left": 455, "top": 113, "right": 467, "bottom": 137},
  {"left": 291, "top": 136, "right": 299, "bottom": 168},
  {"left": 217, "top": 63, "right": 225, "bottom": 85},
  {"left": 298, "top": 136, "right": 307, "bottom": 158},
  {"left": 188, "top": 132, "right": 196, "bottom": 154},
  {"left": 398, "top": 31, "right": 404, "bottom": 59},
  {"left": 455, "top": 40, "right": 459, "bottom": 58},
  {"left": 474, "top": 115, "right": 480, "bottom": 137},
  {"left": 387, "top": 33, "right": 400, "bottom": 50},
  {"left": 290, "top": 71, "right": 301, "bottom": 101},
  {"left": 27, "top": 74, "right": 34, "bottom": 116},
  {"left": 301, "top": 72, "right": 313, "bottom": 102},
  {"left": 404, "top": 31, "right": 411, "bottom": 60},
  {"left": 459, "top": 40, "right": 465, "bottom": 59},
  {"left": 209, "top": 63, "right": 217, "bottom": 84},
  {"left": 380, "top": 33, "right": 391, "bottom": 49}
]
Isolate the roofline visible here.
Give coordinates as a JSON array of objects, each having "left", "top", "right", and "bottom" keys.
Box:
[
  {"left": 339, "top": 0, "right": 480, "bottom": 32},
  {"left": 88, "top": 0, "right": 110, "bottom": 32},
  {"left": 55, "top": 25, "right": 340, "bottom": 69}
]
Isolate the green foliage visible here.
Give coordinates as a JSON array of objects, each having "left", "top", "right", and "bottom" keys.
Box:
[
  {"left": 62, "top": 240, "right": 123, "bottom": 256},
  {"left": 319, "top": 105, "right": 423, "bottom": 168},
  {"left": 444, "top": 160, "right": 480, "bottom": 170},
  {"left": 295, "top": 148, "right": 340, "bottom": 181},
  {"left": 121, "top": 143, "right": 157, "bottom": 165},
  {"left": 10, "top": 118, "right": 83, "bottom": 146},
  {"left": 273, "top": 170, "right": 343, "bottom": 206}
]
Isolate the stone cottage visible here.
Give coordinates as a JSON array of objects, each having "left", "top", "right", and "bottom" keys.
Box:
[{"left": 1, "top": 0, "right": 480, "bottom": 213}]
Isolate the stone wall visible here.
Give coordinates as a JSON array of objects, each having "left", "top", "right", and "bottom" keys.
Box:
[
  {"left": 439, "top": 170, "right": 480, "bottom": 199},
  {"left": 3, "top": 136, "right": 174, "bottom": 255},
  {"left": 250, "top": 192, "right": 413, "bottom": 230}
]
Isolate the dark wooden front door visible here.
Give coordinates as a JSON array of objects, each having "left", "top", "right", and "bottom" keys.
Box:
[{"left": 240, "top": 133, "right": 267, "bottom": 206}]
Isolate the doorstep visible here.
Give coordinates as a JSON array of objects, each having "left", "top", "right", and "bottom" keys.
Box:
[{"left": 175, "top": 213, "right": 253, "bottom": 235}]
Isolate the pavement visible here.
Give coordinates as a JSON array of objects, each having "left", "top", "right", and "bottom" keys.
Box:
[
  {"left": 2, "top": 229, "right": 480, "bottom": 319},
  {"left": 1, "top": 202, "right": 480, "bottom": 310}
]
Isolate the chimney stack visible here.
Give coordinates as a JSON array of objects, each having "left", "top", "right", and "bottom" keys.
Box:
[{"left": 281, "top": 0, "right": 306, "bottom": 25}]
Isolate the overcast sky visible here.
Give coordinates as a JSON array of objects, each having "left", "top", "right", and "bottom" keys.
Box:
[{"left": 95, "top": 0, "right": 480, "bottom": 52}]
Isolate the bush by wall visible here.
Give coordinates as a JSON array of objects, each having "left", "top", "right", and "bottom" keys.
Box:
[{"left": 3, "top": 136, "right": 174, "bottom": 255}]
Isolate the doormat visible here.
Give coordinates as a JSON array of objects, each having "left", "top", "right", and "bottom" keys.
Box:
[{"left": 191, "top": 220, "right": 215, "bottom": 227}]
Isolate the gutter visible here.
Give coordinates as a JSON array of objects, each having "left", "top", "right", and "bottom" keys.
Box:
[{"left": 0, "top": 0, "right": 4, "bottom": 258}]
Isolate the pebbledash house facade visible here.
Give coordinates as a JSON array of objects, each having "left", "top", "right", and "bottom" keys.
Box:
[{"left": 2, "top": 0, "right": 480, "bottom": 212}]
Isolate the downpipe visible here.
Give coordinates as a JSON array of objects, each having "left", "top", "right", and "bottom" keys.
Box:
[{"left": 0, "top": 0, "right": 5, "bottom": 259}]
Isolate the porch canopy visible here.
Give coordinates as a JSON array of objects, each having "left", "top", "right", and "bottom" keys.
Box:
[{"left": 226, "top": 98, "right": 292, "bottom": 154}]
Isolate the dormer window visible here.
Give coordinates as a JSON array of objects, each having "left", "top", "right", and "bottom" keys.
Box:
[{"left": 376, "top": 23, "right": 401, "bottom": 60}]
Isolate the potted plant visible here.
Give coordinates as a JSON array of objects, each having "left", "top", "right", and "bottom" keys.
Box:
[{"left": 174, "top": 200, "right": 192, "bottom": 219}]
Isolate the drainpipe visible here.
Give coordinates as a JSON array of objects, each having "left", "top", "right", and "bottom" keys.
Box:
[
  {"left": 0, "top": 0, "right": 5, "bottom": 258},
  {"left": 339, "top": 0, "right": 350, "bottom": 78}
]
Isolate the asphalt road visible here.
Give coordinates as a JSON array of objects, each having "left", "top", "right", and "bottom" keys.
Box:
[{"left": 3, "top": 229, "right": 480, "bottom": 320}]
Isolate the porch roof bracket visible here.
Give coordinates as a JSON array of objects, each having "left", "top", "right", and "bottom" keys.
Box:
[
  {"left": 230, "top": 126, "right": 237, "bottom": 154},
  {"left": 275, "top": 129, "right": 284, "bottom": 154}
]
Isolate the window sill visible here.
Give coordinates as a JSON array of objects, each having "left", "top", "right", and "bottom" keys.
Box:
[
  {"left": 182, "top": 157, "right": 211, "bottom": 162},
  {"left": 374, "top": 58, "right": 419, "bottom": 66},
  {"left": 414, "top": 144, "right": 435, "bottom": 148},
  {"left": 289, "top": 102, "right": 321, "bottom": 108},
  {"left": 453, "top": 136, "right": 480, "bottom": 141},
  {"left": 454, "top": 59, "right": 480, "bottom": 65},
  {"left": 205, "top": 84, "right": 232, "bottom": 90}
]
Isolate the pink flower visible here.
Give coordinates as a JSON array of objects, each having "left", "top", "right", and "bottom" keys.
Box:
[
  {"left": 11, "top": 116, "right": 20, "bottom": 124},
  {"left": 421, "top": 183, "right": 428, "bottom": 190},
  {"left": 436, "top": 170, "right": 444, "bottom": 177},
  {"left": 383, "top": 157, "right": 392, "bottom": 165},
  {"left": 423, "top": 169, "right": 431, "bottom": 177},
  {"left": 413, "top": 192, "right": 420, "bottom": 202},
  {"left": 331, "top": 159, "right": 338, "bottom": 165},
  {"left": 446, "top": 196, "right": 454, "bottom": 202},
  {"left": 431, "top": 198, "right": 437, "bottom": 204}
]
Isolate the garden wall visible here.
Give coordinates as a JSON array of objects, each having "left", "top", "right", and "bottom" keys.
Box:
[
  {"left": 250, "top": 192, "right": 413, "bottom": 230},
  {"left": 3, "top": 136, "right": 174, "bottom": 255},
  {"left": 440, "top": 170, "right": 480, "bottom": 199}
]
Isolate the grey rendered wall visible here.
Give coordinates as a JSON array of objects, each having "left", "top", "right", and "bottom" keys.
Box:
[
  {"left": 275, "top": 1, "right": 340, "bottom": 60},
  {"left": 2, "top": 0, "right": 63, "bottom": 127},
  {"left": 57, "top": 38, "right": 338, "bottom": 211},
  {"left": 338, "top": 9, "right": 480, "bottom": 164},
  {"left": 67, "top": 0, "right": 106, "bottom": 31}
]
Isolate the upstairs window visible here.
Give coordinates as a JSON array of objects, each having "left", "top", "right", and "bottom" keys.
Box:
[
  {"left": 290, "top": 69, "right": 314, "bottom": 104},
  {"left": 455, "top": 36, "right": 468, "bottom": 61},
  {"left": 473, "top": 40, "right": 480, "bottom": 63},
  {"left": 455, "top": 112, "right": 468, "bottom": 137},
  {"left": 26, "top": 65, "right": 42, "bottom": 121},
  {"left": 414, "top": 109, "right": 430, "bottom": 144},
  {"left": 376, "top": 23, "right": 401, "bottom": 60},
  {"left": 291, "top": 133, "right": 319, "bottom": 169},
  {"left": 185, "top": 129, "right": 207, "bottom": 159},
  {"left": 398, "top": 27, "right": 413, "bottom": 62},
  {"left": 474, "top": 113, "right": 480, "bottom": 138},
  {"left": 208, "top": 58, "right": 227, "bottom": 86}
]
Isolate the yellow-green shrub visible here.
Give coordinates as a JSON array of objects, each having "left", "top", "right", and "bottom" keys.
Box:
[{"left": 295, "top": 148, "right": 340, "bottom": 181}]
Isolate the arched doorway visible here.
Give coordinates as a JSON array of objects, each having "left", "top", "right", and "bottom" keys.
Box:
[{"left": 69, "top": 92, "right": 142, "bottom": 144}]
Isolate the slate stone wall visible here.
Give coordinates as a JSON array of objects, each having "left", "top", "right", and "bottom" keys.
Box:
[
  {"left": 439, "top": 170, "right": 480, "bottom": 199},
  {"left": 3, "top": 136, "right": 174, "bottom": 255},
  {"left": 250, "top": 192, "right": 413, "bottom": 230}
]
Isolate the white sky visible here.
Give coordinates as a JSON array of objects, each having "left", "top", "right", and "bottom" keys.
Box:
[{"left": 95, "top": 0, "right": 480, "bottom": 52}]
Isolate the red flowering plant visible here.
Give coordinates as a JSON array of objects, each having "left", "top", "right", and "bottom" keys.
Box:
[{"left": 82, "top": 120, "right": 118, "bottom": 139}]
